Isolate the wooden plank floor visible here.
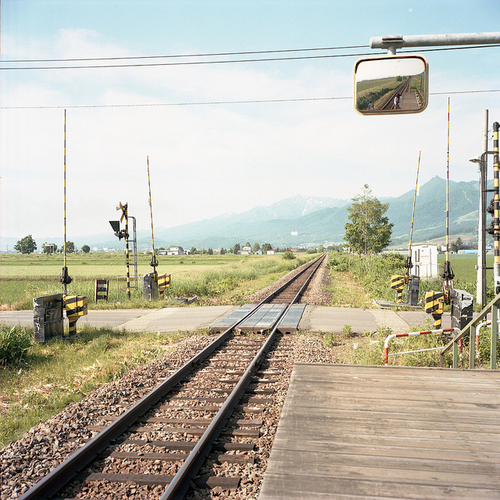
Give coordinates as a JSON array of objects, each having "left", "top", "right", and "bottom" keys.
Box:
[{"left": 259, "top": 364, "right": 500, "bottom": 500}]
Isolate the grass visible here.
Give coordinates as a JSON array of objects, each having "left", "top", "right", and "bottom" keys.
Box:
[
  {"left": 0, "top": 253, "right": 317, "bottom": 310},
  {"left": 317, "top": 319, "right": 456, "bottom": 368},
  {"left": 0, "top": 324, "right": 208, "bottom": 448},
  {"left": 326, "top": 251, "right": 495, "bottom": 309}
]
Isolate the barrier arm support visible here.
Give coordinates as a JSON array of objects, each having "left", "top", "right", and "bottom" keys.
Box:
[
  {"left": 384, "top": 328, "right": 457, "bottom": 366},
  {"left": 440, "top": 292, "right": 500, "bottom": 369}
]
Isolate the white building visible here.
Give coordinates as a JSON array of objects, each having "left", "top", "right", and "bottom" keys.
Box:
[
  {"left": 167, "top": 246, "right": 184, "bottom": 256},
  {"left": 410, "top": 244, "right": 438, "bottom": 278}
]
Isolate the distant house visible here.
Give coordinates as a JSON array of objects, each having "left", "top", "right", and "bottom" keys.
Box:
[
  {"left": 239, "top": 246, "right": 252, "bottom": 255},
  {"left": 167, "top": 246, "right": 184, "bottom": 256},
  {"left": 266, "top": 250, "right": 275, "bottom": 255}
]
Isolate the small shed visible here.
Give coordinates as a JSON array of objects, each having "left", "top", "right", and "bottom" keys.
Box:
[
  {"left": 410, "top": 244, "right": 438, "bottom": 278},
  {"left": 167, "top": 246, "right": 184, "bottom": 256}
]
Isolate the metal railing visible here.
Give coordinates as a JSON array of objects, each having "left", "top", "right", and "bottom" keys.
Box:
[
  {"left": 440, "top": 293, "right": 500, "bottom": 369},
  {"left": 384, "top": 328, "right": 458, "bottom": 366}
]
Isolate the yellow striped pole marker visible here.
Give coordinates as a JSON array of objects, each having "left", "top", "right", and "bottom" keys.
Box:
[
  {"left": 493, "top": 122, "right": 500, "bottom": 293},
  {"left": 424, "top": 290, "right": 444, "bottom": 329},
  {"left": 64, "top": 295, "right": 88, "bottom": 336},
  {"left": 391, "top": 275, "right": 405, "bottom": 303}
]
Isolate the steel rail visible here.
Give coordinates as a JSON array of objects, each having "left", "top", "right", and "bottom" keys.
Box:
[
  {"left": 20, "top": 254, "right": 324, "bottom": 500},
  {"left": 380, "top": 78, "right": 410, "bottom": 110},
  {"left": 19, "top": 305, "right": 262, "bottom": 500},
  {"left": 161, "top": 254, "right": 325, "bottom": 499}
]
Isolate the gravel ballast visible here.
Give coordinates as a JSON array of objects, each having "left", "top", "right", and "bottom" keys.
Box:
[{"left": 1, "top": 256, "right": 337, "bottom": 499}]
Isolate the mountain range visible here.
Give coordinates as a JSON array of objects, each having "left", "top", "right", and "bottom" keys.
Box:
[{"left": 2, "top": 176, "right": 482, "bottom": 252}]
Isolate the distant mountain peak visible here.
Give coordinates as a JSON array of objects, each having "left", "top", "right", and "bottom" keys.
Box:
[{"left": 5, "top": 177, "right": 480, "bottom": 252}]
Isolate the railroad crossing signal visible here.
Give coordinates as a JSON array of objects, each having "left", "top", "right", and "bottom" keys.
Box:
[
  {"left": 110, "top": 202, "right": 132, "bottom": 299},
  {"left": 109, "top": 220, "right": 127, "bottom": 240}
]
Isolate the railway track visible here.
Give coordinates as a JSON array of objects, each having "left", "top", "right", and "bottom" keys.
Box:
[
  {"left": 19, "top": 254, "right": 325, "bottom": 500},
  {"left": 379, "top": 77, "right": 411, "bottom": 110}
]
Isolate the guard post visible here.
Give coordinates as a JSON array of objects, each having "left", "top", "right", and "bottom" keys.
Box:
[
  {"left": 391, "top": 275, "right": 406, "bottom": 303},
  {"left": 64, "top": 295, "right": 88, "bottom": 337},
  {"left": 158, "top": 274, "right": 171, "bottom": 299},
  {"left": 425, "top": 290, "right": 445, "bottom": 329}
]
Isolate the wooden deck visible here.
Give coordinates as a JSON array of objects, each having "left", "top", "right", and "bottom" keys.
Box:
[{"left": 259, "top": 364, "right": 500, "bottom": 499}]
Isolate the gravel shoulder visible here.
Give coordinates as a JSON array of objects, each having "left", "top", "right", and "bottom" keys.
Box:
[{"left": 1, "top": 332, "right": 342, "bottom": 500}]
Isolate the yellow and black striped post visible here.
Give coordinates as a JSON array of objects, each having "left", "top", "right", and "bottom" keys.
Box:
[
  {"left": 424, "top": 290, "right": 444, "bottom": 329},
  {"left": 64, "top": 295, "right": 88, "bottom": 336},
  {"left": 404, "top": 151, "right": 421, "bottom": 304},
  {"left": 391, "top": 275, "right": 406, "bottom": 303},
  {"left": 124, "top": 203, "right": 131, "bottom": 299},
  {"left": 440, "top": 98, "right": 454, "bottom": 303},
  {"left": 493, "top": 122, "right": 500, "bottom": 294},
  {"left": 147, "top": 156, "right": 159, "bottom": 278},
  {"left": 158, "top": 274, "right": 171, "bottom": 299},
  {"left": 407, "top": 151, "right": 421, "bottom": 262},
  {"left": 60, "top": 109, "right": 72, "bottom": 293}
]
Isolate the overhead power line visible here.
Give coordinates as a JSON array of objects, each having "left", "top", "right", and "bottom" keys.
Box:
[
  {"left": 3, "top": 44, "right": 369, "bottom": 63},
  {"left": 0, "top": 50, "right": 379, "bottom": 70},
  {"left": 2, "top": 89, "right": 499, "bottom": 110},
  {"left": 1, "top": 43, "right": 498, "bottom": 71}
]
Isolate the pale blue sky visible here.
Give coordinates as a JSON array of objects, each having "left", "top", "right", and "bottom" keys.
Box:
[{"left": 1, "top": 1, "right": 500, "bottom": 246}]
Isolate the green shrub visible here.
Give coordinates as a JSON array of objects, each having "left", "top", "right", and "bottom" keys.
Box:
[
  {"left": 345, "top": 253, "right": 407, "bottom": 302},
  {"left": 326, "top": 253, "right": 349, "bottom": 272},
  {"left": 0, "top": 325, "right": 33, "bottom": 366},
  {"left": 282, "top": 251, "right": 296, "bottom": 260}
]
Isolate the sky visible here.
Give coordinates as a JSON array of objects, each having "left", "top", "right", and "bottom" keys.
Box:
[{"left": 1, "top": 0, "right": 500, "bottom": 249}]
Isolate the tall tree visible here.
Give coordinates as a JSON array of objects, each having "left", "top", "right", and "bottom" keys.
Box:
[
  {"left": 450, "top": 237, "right": 463, "bottom": 253},
  {"left": 65, "top": 241, "right": 76, "bottom": 254},
  {"left": 14, "top": 235, "right": 37, "bottom": 254},
  {"left": 344, "top": 185, "right": 393, "bottom": 255}
]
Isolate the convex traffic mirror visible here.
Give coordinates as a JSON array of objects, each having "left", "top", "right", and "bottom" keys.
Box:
[{"left": 354, "top": 54, "right": 429, "bottom": 115}]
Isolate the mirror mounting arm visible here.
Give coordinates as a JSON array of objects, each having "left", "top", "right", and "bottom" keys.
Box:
[{"left": 373, "top": 35, "right": 404, "bottom": 55}]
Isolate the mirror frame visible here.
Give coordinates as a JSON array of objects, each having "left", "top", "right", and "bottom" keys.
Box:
[{"left": 353, "top": 54, "right": 429, "bottom": 115}]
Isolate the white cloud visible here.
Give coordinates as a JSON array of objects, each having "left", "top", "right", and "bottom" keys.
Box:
[{"left": 2, "top": 29, "right": 500, "bottom": 242}]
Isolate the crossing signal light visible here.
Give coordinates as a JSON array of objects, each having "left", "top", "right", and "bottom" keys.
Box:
[{"left": 109, "top": 220, "right": 127, "bottom": 240}]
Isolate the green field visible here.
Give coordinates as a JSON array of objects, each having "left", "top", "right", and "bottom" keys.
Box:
[
  {"left": 0, "top": 251, "right": 490, "bottom": 311},
  {"left": 0, "top": 252, "right": 317, "bottom": 310},
  {"left": 438, "top": 253, "right": 494, "bottom": 300}
]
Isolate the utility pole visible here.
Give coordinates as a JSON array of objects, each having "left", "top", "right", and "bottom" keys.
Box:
[{"left": 476, "top": 110, "right": 488, "bottom": 308}]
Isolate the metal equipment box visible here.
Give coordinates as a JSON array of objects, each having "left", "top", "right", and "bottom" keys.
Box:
[
  {"left": 33, "top": 294, "right": 64, "bottom": 343},
  {"left": 143, "top": 272, "right": 158, "bottom": 300},
  {"left": 451, "top": 289, "right": 474, "bottom": 331}
]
